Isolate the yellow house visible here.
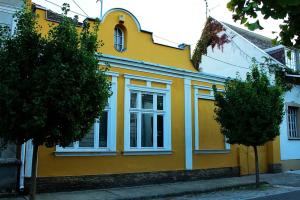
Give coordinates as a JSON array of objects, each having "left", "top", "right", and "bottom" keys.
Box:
[{"left": 19, "top": 4, "right": 282, "bottom": 192}]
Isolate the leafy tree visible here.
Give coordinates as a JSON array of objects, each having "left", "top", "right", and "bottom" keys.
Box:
[
  {"left": 0, "top": 4, "right": 111, "bottom": 200},
  {"left": 213, "top": 63, "right": 284, "bottom": 188},
  {"left": 227, "top": 0, "right": 300, "bottom": 48}
]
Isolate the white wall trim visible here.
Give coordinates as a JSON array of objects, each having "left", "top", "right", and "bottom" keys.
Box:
[
  {"left": 124, "top": 74, "right": 173, "bottom": 85},
  {"left": 0, "top": 5, "right": 19, "bottom": 13},
  {"left": 193, "top": 86, "right": 230, "bottom": 152},
  {"left": 97, "top": 54, "right": 226, "bottom": 84},
  {"left": 184, "top": 79, "right": 193, "bottom": 170},
  {"left": 122, "top": 150, "right": 172, "bottom": 156},
  {"left": 105, "top": 71, "right": 119, "bottom": 77}
]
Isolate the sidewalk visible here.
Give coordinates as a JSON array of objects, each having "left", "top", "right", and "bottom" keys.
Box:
[{"left": 3, "top": 172, "right": 300, "bottom": 200}]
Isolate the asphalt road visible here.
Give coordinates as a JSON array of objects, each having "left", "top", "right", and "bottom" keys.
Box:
[{"left": 251, "top": 190, "right": 300, "bottom": 200}]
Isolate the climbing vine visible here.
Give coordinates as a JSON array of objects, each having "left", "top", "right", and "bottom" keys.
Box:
[
  {"left": 262, "top": 57, "right": 300, "bottom": 91},
  {"left": 192, "top": 17, "right": 231, "bottom": 70}
]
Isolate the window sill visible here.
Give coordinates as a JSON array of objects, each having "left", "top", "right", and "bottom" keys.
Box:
[
  {"left": 54, "top": 150, "right": 117, "bottom": 157},
  {"left": 194, "top": 149, "right": 230, "bottom": 154},
  {"left": 288, "top": 138, "right": 300, "bottom": 140},
  {"left": 122, "top": 150, "right": 172, "bottom": 156}
]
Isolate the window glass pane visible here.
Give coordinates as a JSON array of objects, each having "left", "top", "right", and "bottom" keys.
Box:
[
  {"left": 142, "top": 94, "right": 153, "bottom": 109},
  {"left": 130, "top": 92, "right": 137, "bottom": 108},
  {"left": 141, "top": 113, "right": 153, "bottom": 147},
  {"left": 130, "top": 113, "right": 137, "bottom": 147},
  {"left": 99, "top": 111, "right": 108, "bottom": 147},
  {"left": 157, "top": 95, "right": 164, "bottom": 110},
  {"left": 157, "top": 115, "right": 164, "bottom": 147},
  {"left": 79, "top": 126, "right": 94, "bottom": 147}
]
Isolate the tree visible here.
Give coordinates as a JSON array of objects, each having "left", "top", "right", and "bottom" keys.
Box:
[
  {"left": 213, "top": 63, "right": 284, "bottom": 188},
  {"left": 227, "top": 0, "right": 300, "bottom": 48},
  {"left": 0, "top": 4, "right": 111, "bottom": 200}
]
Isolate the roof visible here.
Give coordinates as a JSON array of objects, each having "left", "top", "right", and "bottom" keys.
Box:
[{"left": 223, "top": 23, "right": 274, "bottom": 50}]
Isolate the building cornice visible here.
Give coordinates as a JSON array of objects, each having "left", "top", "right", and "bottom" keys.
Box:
[{"left": 97, "top": 54, "right": 226, "bottom": 84}]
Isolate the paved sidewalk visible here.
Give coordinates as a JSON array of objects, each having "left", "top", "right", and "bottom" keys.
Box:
[{"left": 3, "top": 172, "right": 300, "bottom": 200}]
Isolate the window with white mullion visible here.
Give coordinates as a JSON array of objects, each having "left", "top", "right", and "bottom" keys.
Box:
[
  {"left": 294, "top": 109, "right": 298, "bottom": 137},
  {"left": 153, "top": 94, "right": 158, "bottom": 148},
  {"left": 288, "top": 106, "right": 299, "bottom": 139},
  {"left": 128, "top": 88, "right": 169, "bottom": 150}
]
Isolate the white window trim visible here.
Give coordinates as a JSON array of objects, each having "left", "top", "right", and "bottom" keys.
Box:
[
  {"left": 124, "top": 74, "right": 172, "bottom": 154},
  {"left": 285, "top": 48, "right": 297, "bottom": 70},
  {"left": 193, "top": 85, "right": 230, "bottom": 153},
  {"left": 286, "top": 103, "right": 300, "bottom": 140},
  {"left": 0, "top": 5, "right": 18, "bottom": 36},
  {"left": 114, "top": 26, "right": 125, "bottom": 52},
  {"left": 55, "top": 72, "right": 118, "bottom": 156}
]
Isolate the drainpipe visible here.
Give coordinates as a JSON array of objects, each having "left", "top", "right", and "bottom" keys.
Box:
[{"left": 19, "top": 143, "right": 26, "bottom": 191}]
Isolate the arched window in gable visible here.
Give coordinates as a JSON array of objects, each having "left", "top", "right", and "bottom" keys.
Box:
[{"left": 114, "top": 26, "right": 125, "bottom": 52}]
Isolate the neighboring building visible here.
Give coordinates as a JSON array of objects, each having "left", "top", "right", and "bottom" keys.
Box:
[
  {"left": 18, "top": 5, "right": 281, "bottom": 192},
  {"left": 198, "top": 18, "right": 300, "bottom": 172},
  {"left": 0, "top": 0, "right": 24, "bottom": 193}
]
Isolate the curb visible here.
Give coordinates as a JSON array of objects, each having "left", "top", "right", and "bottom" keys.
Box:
[{"left": 120, "top": 182, "right": 269, "bottom": 200}]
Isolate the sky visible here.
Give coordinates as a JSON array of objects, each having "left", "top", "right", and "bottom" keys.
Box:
[{"left": 32, "top": 0, "right": 282, "bottom": 50}]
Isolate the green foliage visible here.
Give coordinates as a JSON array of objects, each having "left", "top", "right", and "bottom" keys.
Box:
[
  {"left": 227, "top": 0, "right": 300, "bottom": 48},
  {"left": 213, "top": 62, "right": 284, "bottom": 147},
  {"left": 192, "top": 17, "right": 230, "bottom": 70},
  {"left": 0, "top": 6, "right": 111, "bottom": 147},
  {"left": 262, "top": 57, "right": 300, "bottom": 91}
]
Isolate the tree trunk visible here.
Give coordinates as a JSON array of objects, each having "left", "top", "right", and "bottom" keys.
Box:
[
  {"left": 253, "top": 145, "right": 260, "bottom": 188},
  {"left": 29, "top": 144, "right": 38, "bottom": 200}
]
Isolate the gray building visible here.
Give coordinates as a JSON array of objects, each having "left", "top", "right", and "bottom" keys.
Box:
[{"left": 0, "top": 0, "right": 24, "bottom": 193}]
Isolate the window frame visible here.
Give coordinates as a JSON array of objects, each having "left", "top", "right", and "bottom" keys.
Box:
[
  {"left": 193, "top": 85, "right": 231, "bottom": 154},
  {"left": 285, "top": 49, "right": 297, "bottom": 71},
  {"left": 0, "top": 5, "right": 18, "bottom": 36},
  {"left": 55, "top": 72, "right": 118, "bottom": 156},
  {"left": 124, "top": 74, "right": 172, "bottom": 154},
  {"left": 114, "top": 26, "right": 125, "bottom": 52},
  {"left": 287, "top": 105, "right": 300, "bottom": 140}
]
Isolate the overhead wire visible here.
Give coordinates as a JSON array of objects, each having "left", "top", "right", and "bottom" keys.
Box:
[
  {"left": 42, "top": 0, "right": 89, "bottom": 18},
  {"left": 72, "top": 0, "right": 89, "bottom": 17}
]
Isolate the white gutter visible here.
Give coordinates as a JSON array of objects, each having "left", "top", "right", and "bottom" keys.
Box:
[{"left": 286, "top": 73, "right": 300, "bottom": 78}]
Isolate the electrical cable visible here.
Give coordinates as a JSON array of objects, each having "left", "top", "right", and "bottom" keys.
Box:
[
  {"left": 72, "top": 0, "right": 89, "bottom": 17},
  {"left": 42, "top": 0, "right": 89, "bottom": 18}
]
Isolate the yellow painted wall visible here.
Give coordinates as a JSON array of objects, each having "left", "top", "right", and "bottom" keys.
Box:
[
  {"left": 38, "top": 67, "right": 187, "bottom": 177},
  {"left": 99, "top": 10, "right": 195, "bottom": 71},
  {"left": 198, "top": 99, "right": 224, "bottom": 150},
  {"left": 238, "top": 145, "right": 268, "bottom": 175}
]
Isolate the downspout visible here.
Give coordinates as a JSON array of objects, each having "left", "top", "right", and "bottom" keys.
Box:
[{"left": 19, "top": 143, "right": 26, "bottom": 191}]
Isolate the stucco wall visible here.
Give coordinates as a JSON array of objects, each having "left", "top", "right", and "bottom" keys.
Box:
[
  {"left": 199, "top": 25, "right": 274, "bottom": 80},
  {"left": 280, "top": 85, "right": 300, "bottom": 161}
]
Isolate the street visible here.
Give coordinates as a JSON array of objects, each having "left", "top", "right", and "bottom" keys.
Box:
[{"left": 251, "top": 190, "right": 300, "bottom": 200}]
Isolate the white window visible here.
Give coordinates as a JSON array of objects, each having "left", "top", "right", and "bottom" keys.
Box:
[
  {"left": 124, "top": 75, "right": 172, "bottom": 154},
  {"left": 56, "top": 72, "right": 118, "bottom": 155},
  {"left": 288, "top": 106, "right": 300, "bottom": 139},
  {"left": 285, "top": 49, "right": 297, "bottom": 70},
  {"left": 0, "top": 6, "right": 17, "bottom": 36},
  {"left": 114, "top": 26, "right": 124, "bottom": 52}
]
